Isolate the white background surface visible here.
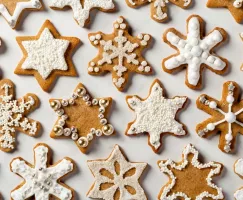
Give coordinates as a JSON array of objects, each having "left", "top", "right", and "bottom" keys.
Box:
[{"left": 0, "top": 0, "right": 243, "bottom": 199}]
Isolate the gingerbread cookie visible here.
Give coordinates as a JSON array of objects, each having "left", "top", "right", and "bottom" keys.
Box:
[
  {"left": 196, "top": 81, "right": 243, "bottom": 153},
  {"left": 15, "top": 20, "right": 80, "bottom": 92},
  {"left": 126, "top": 79, "right": 187, "bottom": 153},
  {"left": 10, "top": 143, "right": 75, "bottom": 200},
  {"left": 50, "top": 82, "right": 114, "bottom": 153},
  {"left": 158, "top": 144, "right": 224, "bottom": 200},
  {"left": 87, "top": 145, "right": 147, "bottom": 200},
  {"left": 162, "top": 15, "right": 228, "bottom": 90},
  {"left": 126, "top": 0, "right": 192, "bottom": 23},
  {"left": 0, "top": 79, "right": 41, "bottom": 152},
  {"left": 49, "top": 0, "right": 115, "bottom": 27},
  {"left": 234, "top": 158, "right": 243, "bottom": 199},
  {"left": 0, "top": 0, "right": 42, "bottom": 29},
  {"left": 88, "top": 16, "right": 152, "bottom": 91}
]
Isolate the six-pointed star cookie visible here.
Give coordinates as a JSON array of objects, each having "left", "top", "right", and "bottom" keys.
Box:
[
  {"left": 49, "top": 0, "right": 115, "bottom": 27},
  {"left": 0, "top": 0, "right": 42, "bottom": 28},
  {"left": 88, "top": 16, "right": 153, "bottom": 91},
  {"left": 162, "top": 15, "right": 228, "bottom": 90},
  {"left": 126, "top": 79, "right": 188, "bottom": 153},
  {"left": 10, "top": 143, "right": 75, "bottom": 200},
  {"left": 0, "top": 79, "right": 41, "bottom": 152},
  {"left": 15, "top": 20, "right": 80, "bottom": 92},
  {"left": 158, "top": 144, "right": 224, "bottom": 200},
  {"left": 207, "top": 0, "right": 243, "bottom": 23},
  {"left": 196, "top": 81, "right": 243, "bottom": 153},
  {"left": 50, "top": 82, "right": 114, "bottom": 153},
  {"left": 234, "top": 158, "right": 243, "bottom": 199},
  {"left": 87, "top": 145, "right": 147, "bottom": 200}
]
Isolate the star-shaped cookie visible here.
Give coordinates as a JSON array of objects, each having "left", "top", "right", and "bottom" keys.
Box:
[
  {"left": 126, "top": 79, "right": 188, "bottom": 153},
  {"left": 0, "top": 0, "right": 42, "bottom": 28},
  {"left": 88, "top": 16, "right": 153, "bottom": 91},
  {"left": 15, "top": 20, "right": 80, "bottom": 92},
  {"left": 87, "top": 145, "right": 147, "bottom": 200},
  {"left": 234, "top": 158, "right": 243, "bottom": 200},
  {"left": 158, "top": 144, "right": 224, "bottom": 200},
  {"left": 50, "top": 82, "right": 114, "bottom": 153}
]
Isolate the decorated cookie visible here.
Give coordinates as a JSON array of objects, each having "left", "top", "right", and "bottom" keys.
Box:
[
  {"left": 0, "top": 79, "right": 40, "bottom": 152},
  {"left": 49, "top": 0, "right": 115, "bottom": 27},
  {"left": 88, "top": 16, "right": 153, "bottom": 91},
  {"left": 50, "top": 83, "right": 114, "bottom": 153},
  {"left": 196, "top": 81, "right": 243, "bottom": 153},
  {"left": 162, "top": 15, "right": 228, "bottom": 90},
  {"left": 126, "top": 79, "right": 187, "bottom": 153},
  {"left": 10, "top": 143, "right": 75, "bottom": 200},
  {"left": 234, "top": 158, "right": 243, "bottom": 199},
  {"left": 0, "top": 0, "right": 42, "bottom": 29},
  {"left": 126, "top": 0, "right": 192, "bottom": 23},
  {"left": 207, "top": 0, "right": 243, "bottom": 23},
  {"left": 15, "top": 20, "right": 80, "bottom": 92},
  {"left": 87, "top": 145, "right": 147, "bottom": 200},
  {"left": 158, "top": 144, "right": 224, "bottom": 199}
]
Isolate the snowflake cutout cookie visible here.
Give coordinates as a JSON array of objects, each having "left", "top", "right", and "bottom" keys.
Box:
[
  {"left": 49, "top": 0, "right": 115, "bottom": 27},
  {"left": 15, "top": 20, "right": 80, "bottom": 92},
  {"left": 126, "top": 79, "right": 187, "bottom": 153},
  {"left": 234, "top": 158, "right": 243, "bottom": 199},
  {"left": 158, "top": 144, "right": 224, "bottom": 200},
  {"left": 126, "top": 0, "right": 192, "bottom": 23},
  {"left": 88, "top": 16, "right": 153, "bottom": 91},
  {"left": 87, "top": 145, "right": 147, "bottom": 200},
  {"left": 162, "top": 15, "right": 228, "bottom": 90},
  {"left": 196, "top": 81, "right": 243, "bottom": 153},
  {"left": 0, "top": 0, "right": 42, "bottom": 29},
  {"left": 50, "top": 82, "right": 114, "bottom": 153},
  {"left": 0, "top": 79, "right": 40, "bottom": 152},
  {"left": 10, "top": 143, "right": 75, "bottom": 200}
]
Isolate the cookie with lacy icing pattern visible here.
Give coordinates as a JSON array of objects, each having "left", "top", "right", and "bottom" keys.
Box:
[{"left": 234, "top": 158, "right": 243, "bottom": 199}]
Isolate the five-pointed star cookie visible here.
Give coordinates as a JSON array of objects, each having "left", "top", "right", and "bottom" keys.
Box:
[
  {"left": 10, "top": 143, "right": 75, "bottom": 200},
  {"left": 126, "top": 79, "right": 188, "bottom": 153},
  {"left": 162, "top": 15, "right": 228, "bottom": 90},
  {"left": 0, "top": 0, "right": 42, "bottom": 29},
  {"left": 49, "top": 0, "right": 115, "bottom": 27},
  {"left": 0, "top": 79, "right": 41, "bottom": 152},
  {"left": 87, "top": 145, "right": 147, "bottom": 200},
  {"left": 196, "top": 81, "right": 243, "bottom": 153},
  {"left": 158, "top": 144, "right": 224, "bottom": 200},
  {"left": 207, "top": 0, "right": 243, "bottom": 23},
  {"left": 50, "top": 82, "right": 114, "bottom": 153},
  {"left": 88, "top": 16, "right": 153, "bottom": 91},
  {"left": 15, "top": 20, "right": 80, "bottom": 92},
  {"left": 234, "top": 158, "right": 243, "bottom": 199}
]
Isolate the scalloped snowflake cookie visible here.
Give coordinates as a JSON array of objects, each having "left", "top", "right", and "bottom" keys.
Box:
[
  {"left": 49, "top": 0, "right": 115, "bottom": 27},
  {"left": 87, "top": 145, "right": 147, "bottom": 200},
  {"left": 10, "top": 143, "right": 75, "bottom": 200},
  {"left": 234, "top": 158, "right": 243, "bottom": 199},
  {"left": 162, "top": 15, "right": 228, "bottom": 90},
  {"left": 158, "top": 144, "right": 224, "bottom": 200},
  {"left": 88, "top": 16, "right": 153, "bottom": 91},
  {"left": 126, "top": 79, "right": 188, "bottom": 153}
]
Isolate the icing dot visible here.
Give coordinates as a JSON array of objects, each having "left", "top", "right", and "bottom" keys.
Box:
[
  {"left": 94, "top": 67, "right": 100, "bottom": 72},
  {"left": 192, "top": 57, "right": 200, "bottom": 64},
  {"left": 176, "top": 55, "right": 186, "bottom": 62},
  {"left": 145, "top": 66, "right": 151, "bottom": 72},
  {"left": 137, "top": 34, "right": 143, "bottom": 39},
  {"left": 225, "top": 133, "right": 233, "bottom": 141},
  {"left": 209, "top": 101, "right": 217, "bottom": 109},
  {"left": 117, "top": 17, "right": 124, "bottom": 23},
  {"left": 190, "top": 63, "right": 199, "bottom": 71},
  {"left": 144, "top": 35, "right": 150, "bottom": 41},
  {"left": 206, "top": 38, "right": 214, "bottom": 46},
  {"left": 214, "top": 59, "right": 222, "bottom": 67},
  {"left": 225, "top": 112, "right": 236, "bottom": 123},
  {"left": 138, "top": 66, "right": 144, "bottom": 71},
  {"left": 95, "top": 34, "right": 101, "bottom": 40},
  {"left": 120, "top": 23, "right": 126, "bottom": 29},
  {"left": 190, "top": 23, "right": 198, "bottom": 30},
  {"left": 88, "top": 67, "right": 94, "bottom": 72},
  {"left": 207, "top": 123, "right": 215, "bottom": 131},
  {"left": 190, "top": 71, "right": 199, "bottom": 80},
  {"left": 191, "top": 46, "right": 203, "bottom": 57},
  {"left": 172, "top": 36, "right": 180, "bottom": 44},
  {"left": 189, "top": 38, "right": 199, "bottom": 46},
  {"left": 226, "top": 95, "right": 234, "bottom": 103},
  {"left": 141, "top": 41, "right": 147, "bottom": 46},
  {"left": 141, "top": 61, "right": 147, "bottom": 66},
  {"left": 207, "top": 56, "right": 215, "bottom": 63},
  {"left": 89, "top": 36, "right": 95, "bottom": 41},
  {"left": 200, "top": 42, "right": 208, "bottom": 50},
  {"left": 114, "top": 23, "right": 119, "bottom": 29},
  {"left": 184, "top": 52, "right": 192, "bottom": 60},
  {"left": 178, "top": 40, "right": 186, "bottom": 48},
  {"left": 213, "top": 32, "right": 222, "bottom": 42},
  {"left": 90, "top": 62, "right": 95, "bottom": 67},
  {"left": 201, "top": 52, "right": 209, "bottom": 59},
  {"left": 185, "top": 44, "right": 192, "bottom": 51}
]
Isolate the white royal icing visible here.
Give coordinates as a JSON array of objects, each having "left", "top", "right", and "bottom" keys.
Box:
[
  {"left": 21, "top": 28, "right": 70, "bottom": 80},
  {"left": 0, "top": 0, "right": 42, "bottom": 28},
  {"left": 234, "top": 0, "right": 243, "bottom": 8},
  {"left": 235, "top": 159, "right": 243, "bottom": 200},
  {"left": 164, "top": 16, "right": 226, "bottom": 87},
  {"left": 87, "top": 145, "right": 147, "bottom": 200},
  {"left": 11, "top": 144, "right": 74, "bottom": 200},
  {"left": 127, "top": 81, "right": 187, "bottom": 150},
  {"left": 49, "top": 0, "right": 114, "bottom": 27},
  {"left": 158, "top": 144, "right": 224, "bottom": 200}
]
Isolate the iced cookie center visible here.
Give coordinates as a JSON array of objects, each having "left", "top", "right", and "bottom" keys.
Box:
[{"left": 225, "top": 112, "right": 236, "bottom": 123}]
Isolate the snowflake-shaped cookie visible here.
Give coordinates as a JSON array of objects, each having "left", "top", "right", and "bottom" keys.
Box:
[
  {"left": 234, "top": 158, "right": 243, "bottom": 199},
  {"left": 88, "top": 16, "right": 152, "bottom": 91},
  {"left": 49, "top": 0, "right": 115, "bottom": 27},
  {"left": 126, "top": 0, "right": 192, "bottom": 22},
  {"left": 10, "top": 143, "right": 75, "bottom": 200},
  {"left": 158, "top": 144, "right": 224, "bottom": 200},
  {"left": 162, "top": 15, "right": 228, "bottom": 90},
  {"left": 15, "top": 20, "right": 80, "bottom": 92},
  {"left": 126, "top": 79, "right": 187, "bottom": 153},
  {"left": 87, "top": 145, "right": 147, "bottom": 200},
  {"left": 196, "top": 81, "right": 243, "bottom": 153},
  {"left": 0, "top": 79, "right": 40, "bottom": 152}
]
